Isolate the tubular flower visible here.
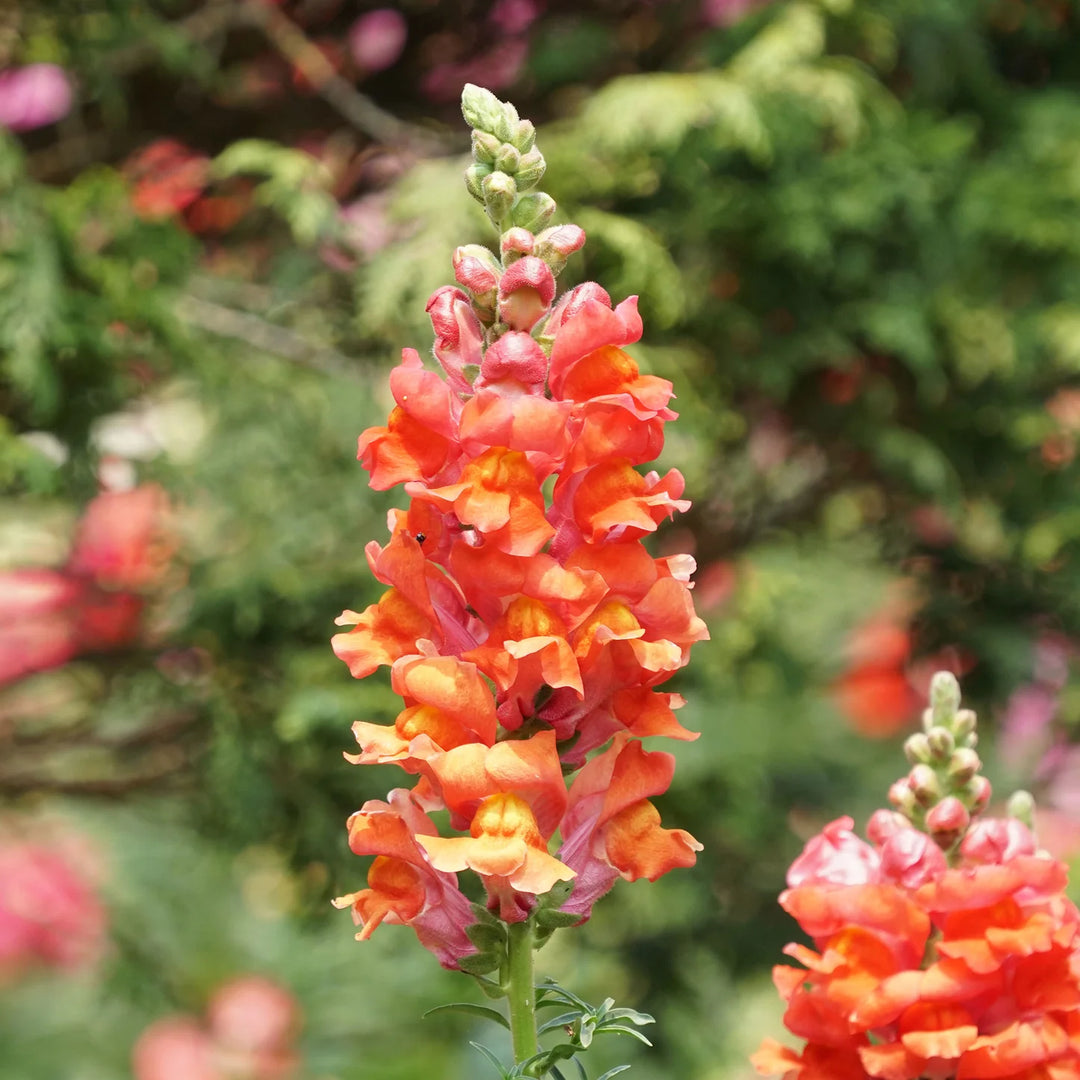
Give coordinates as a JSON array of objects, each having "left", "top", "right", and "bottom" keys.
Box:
[
  {"left": 332, "top": 86, "right": 706, "bottom": 967},
  {"left": 753, "top": 674, "right": 1080, "bottom": 1080}
]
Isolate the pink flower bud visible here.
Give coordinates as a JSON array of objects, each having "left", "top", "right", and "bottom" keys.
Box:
[
  {"left": 879, "top": 826, "right": 948, "bottom": 888},
  {"left": 0, "top": 64, "right": 73, "bottom": 132},
  {"left": 452, "top": 245, "right": 501, "bottom": 295},
  {"left": 960, "top": 817, "right": 1037, "bottom": 865},
  {"left": 967, "top": 774, "right": 992, "bottom": 811},
  {"left": 498, "top": 255, "right": 555, "bottom": 331},
  {"left": 908, "top": 763, "right": 941, "bottom": 804},
  {"left": 925, "top": 796, "right": 970, "bottom": 836},
  {"left": 500, "top": 227, "right": 535, "bottom": 260},
  {"left": 866, "top": 808, "right": 909, "bottom": 845},
  {"left": 477, "top": 332, "right": 548, "bottom": 389},
  {"left": 535, "top": 224, "right": 586, "bottom": 258},
  {"left": 786, "top": 816, "right": 881, "bottom": 887},
  {"left": 888, "top": 778, "right": 917, "bottom": 815},
  {"left": 426, "top": 287, "right": 484, "bottom": 394},
  {"left": 348, "top": 9, "right": 408, "bottom": 73}
]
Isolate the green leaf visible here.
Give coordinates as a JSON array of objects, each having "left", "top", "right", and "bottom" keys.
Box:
[
  {"left": 423, "top": 1002, "right": 510, "bottom": 1030},
  {"left": 457, "top": 951, "right": 502, "bottom": 975},
  {"left": 594, "top": 1068, "right": 632, "bottom": 1080},
  {"left": 470, "top": 1041, "right": 512, "bottom": 1079}
]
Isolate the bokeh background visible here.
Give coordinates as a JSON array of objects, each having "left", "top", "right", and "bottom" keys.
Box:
[{"left": 4, "top": 1, "right": 1080, "bottom": 1077}]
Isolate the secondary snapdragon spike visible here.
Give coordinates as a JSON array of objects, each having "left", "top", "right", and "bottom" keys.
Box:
[
  {"left": 332, "top": 85, "right": 707, "bottom": 970},
  {"left": 753, "top": 672, "right": 1080, "bottom": 1080}
]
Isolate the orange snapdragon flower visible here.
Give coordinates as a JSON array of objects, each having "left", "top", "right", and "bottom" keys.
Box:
[{"left": 331, "top": 215, "right": 708, "bottom": 964}]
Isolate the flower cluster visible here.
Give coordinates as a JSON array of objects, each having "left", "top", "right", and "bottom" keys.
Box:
[
  {"left": 331, "top": 86, "right": 706, "bottom": 968},
  {"left": 753, "top": 672, "right": 1080, "bottom": 1080}
]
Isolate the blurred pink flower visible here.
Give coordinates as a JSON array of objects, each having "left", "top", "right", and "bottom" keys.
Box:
[
  {"left": 702, "top": 0, "right": 768, "bottom": 26},
  {"left": 133, "top": 976, "right": 302, "bottom": 1080},
  {"left": 0, "top": 832, "right": 107, "bottom": 979},
  {"left": 348, "top": 9, "right": 408, "bottom": 73},
  {"left": 422, "top": 39, "right": 528, "bottom": 102},
  {"left": 490, "top": 0, "right": 542, "bottom": 34},
  {"left": 0, "top": 63, "right": 73, "bottom": 132},
  {"left": 67, "top": 485, "right": 175, "bottom": 592},
  {"left": 0, "top": 570, "right": 83, "bottom": 685}
]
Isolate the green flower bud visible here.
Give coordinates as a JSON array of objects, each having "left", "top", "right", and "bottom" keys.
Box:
[
  {"left": 494, "top": 143, "right": 521, "bottom": 175},
  {"left": 461, "top": 83, "right": 506, "bottom": 135},
  {"left": 493, "top": 102, "right": 520, "bottom": 144},
  {"left": 904, "top": 733, "right": 933, "bottom": 765},
  {"left": 472, "top": 130, "right": 501, "bottom": 165},
  {"left": 511, "top": 191, "right": 556, "bottom": 233},
  {"left": 930, "top": 671, "right": 961, "bottom": 725},
  {"left": 513, "top": 148, "right": 546, "bottom": 192},
  {"left": 481, "top": 171, "right": 517, "bottom": 223},
  {"left": 926, "top": 727, "right": 955, "bottom": 760},
  {"left": 1007, "top": 789, "right": 1036, "bottom": 829},
  {"left": 953, "top": 708, "right": 977, "bottom": 740},
  {"left": 465, "top": 162, "right": 492, "bottom": 202},
  {"left": 511, "top": 118, "right": 536, "bottom": 153},
  {"left": 910, "top": 764, "right": 942, "bottom": 805},
  {"left": 948, "top": 747, "right": 981, "bottom": 785}
]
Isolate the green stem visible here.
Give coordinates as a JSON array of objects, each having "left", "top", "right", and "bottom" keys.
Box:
[{"left": 506, "top": 919, "right": 538, "bottom": 1068}]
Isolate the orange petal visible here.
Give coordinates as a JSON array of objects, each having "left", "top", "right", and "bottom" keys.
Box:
[{"left": 602, "top": 800, "right": 701, "bottom": 881}]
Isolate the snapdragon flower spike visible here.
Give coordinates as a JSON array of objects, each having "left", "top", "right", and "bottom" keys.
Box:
[
  {"left": 753, "top": 673, "right": 1080, "bottom": 1080},
  {"left": 332, "top": 86, "right": 707, "bottom": 968}
]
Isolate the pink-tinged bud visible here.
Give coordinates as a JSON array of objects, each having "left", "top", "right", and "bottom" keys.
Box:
[
  {"left": 425, "top": 286, "right": 484, "bottom": 394},
  {"left": 498, "top": 255, "right": 555, "bottom": 331},
  {"left": 925, "top": 796, "right": 970, "bottom": 836},
  {"left": 888, "top": 778, "right": 917, "bottom": 817},
  {"left": 477, "top": 331, "right": 548, "bottom": 389},
  {"left": 866, "top": 808, "right": 909, "bottom": 845},
  {"left": 348, "top": 9, "right": 408, "bottom": 73},
  {"left": 904, "top": 732, "right": 933, "bottom": 765},
  {"left": 960, "top": 817, "right": 1037, "bottom": 864},
  {"left": 536, "top": 224, "right": 586, "bottom": 258},
  {"left": 786, "top": 817, "right": 881, "bottom": 887},
  {"left": 947, "top": 747, "right": 980, "bottom": 784},
  {"left": 500, "top": 227, "right": 535, "bottom": 262},
  {"left": 879, "top": 826, "right": 948, "bottom": 888},
  {"left": 453, "top": 245, "right": 501, "bottom": 295},
  {"left": 966, "top": 774, "right": 992, "bottom": 811},
  {"left": 0, "top": 64, "right": 73, "bottom": 132}
]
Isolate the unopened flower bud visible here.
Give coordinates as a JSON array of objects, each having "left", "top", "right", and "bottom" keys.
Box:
[
  {"left": 929, "top": 671, "right": 961, "bottom": 725},
  {"left": 465, "top": 162, "right": 492, "bottom": 202},
  {"left": 472, "top": 130, "right": 501, "bottom": 165},
  {"left": 511, "top": 191, "right": 556, "bottom": 233},
  {"left": 888, "top": 779, "right": 917, "bottom": 817},
  {"left": 866, "top": 808, "right": 908, "bottom": 845},
  {"left": 909, "top": 764, "right": 942, "bottom": 805},
  {"left": 904, "top": 733, "right": 933, "bottom": 765},
  {"left": 953, "top": 708, "right": 977, "bottom": 740},
  {"left": 481, "top": 171, "right": 517, "bottom": 223},
  {"left": 925, "top": 796, "right": 970, "bottom": 837},
  {"left": 926, "top": 727, "right": 955, "bottom": 759},
  {"left": 453, "top": 244, "right": 502, "bottom": 294},
  {"left": 1007, "top": 788, "right": 1036, "bottom": 829},
  {"left": 494, "top": 143, "right": 521, "bottom": 175},
  {"left": 947, "top": 747, "right": 981, "bottom": 785},
  {"left": 513, "top": 148, "right": 546, "bottom": 191},
  {"left": 500, "top": 227, "right": 534, "bottom": 263},
  {"left": 965, "top": 775, "right": 992, "bottom": 811},
  {"left": 461, "top": 83, "right": 507, "bottom": 135},
  {"left": 511, "top": 118, "right": 535, "bottom": 153}
]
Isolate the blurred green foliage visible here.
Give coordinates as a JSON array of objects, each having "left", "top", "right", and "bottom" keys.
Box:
[{"left": 3, "top": 0, "right": 1080, "bottom": 1077}]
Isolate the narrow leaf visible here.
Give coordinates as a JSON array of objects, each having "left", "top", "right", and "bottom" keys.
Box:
[{"left": 423, "top": 1002, "right": 510, "bottom": 1030}]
